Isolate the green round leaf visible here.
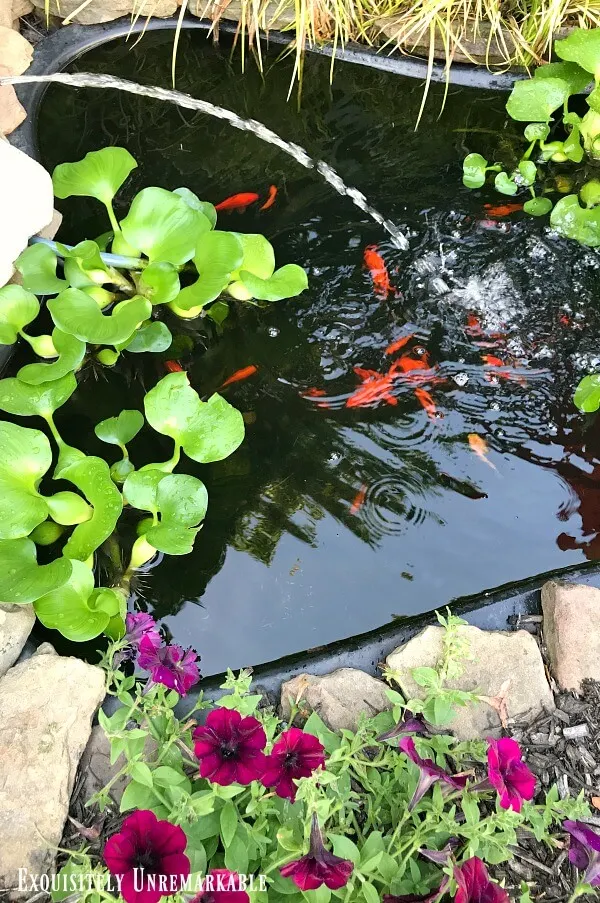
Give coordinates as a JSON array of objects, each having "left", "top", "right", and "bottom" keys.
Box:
[
  {"left": 523, "top": 197, "right": 553, "bottom": 216},
  {"left": 157, "top": 474, "right": 208, "bottom": 526},
  {"left": 34, "top": 559, "right": 115, "bottom": 642},
  {"left": 506, "top": 77, "right": 570, "bottom": 122},
  {"left": 17, "top": 329, "right": 86, "bottom": 386},
  {"left": 176, "top": 231, "right": 244, "bottom": 311},
  {"left": 144, "top": 372, "right": 245, "bottom": 463},
  {"left": 95, "top": 409, "right": 144, "bottom": 447},
  {"left": 120, "top": 187, "right": 212, "bottom": 265},
  {"left": 524, "top": 122, "right": 551, "bottom": 141},
  {"left": 52, "top": 147, "right": 138, "bottom": 206},
  {"left": 125, "top": 470, "right": 208, "bottom": 556},
  {"left": 534, "top": 60, "right": 591, "bottom": 94},
  {"left": 48, "top": 289, "right": 151, "bottom": 345},
  {"left": 574, "top": 373, "right": 600, "bottom": 412},
  {"left": 30, "top": 521, "right": 65, "bottom": 545},
  {"left": 174, "top": 188, "right": 217, "bottom": 229},
  {"left": 15, "top": 244, "right": 67, "bottom": 295},
  {"left": 550, "top": 193, "right": 600, "bottom": 245},
  {"left": 0, "top": 285, "right": 39, "bottom": 345},
  {"left": 0, "top": 371, "right": 77, "bottom": 418},
  {"left": 239, "top": 264, "right": 309, "bottom": 302},
  {"left": 231, "top": 233, "right": 275, "bottom": 280},
  {"left": 138, "top": 262, "right": 181, "bottom": 305},
  {"left": 517, "top": 160, "right": 537, "bottom": 186},
  {"left": 46, "top": 491, "right": 92, "bottom": 526},
  {"left": 0, "top": 422, "right": 51, "bottom": 539},
  {"left": 462, "top": 152, "right": 488, "bottom": 189},
  {"left": 580, "top": 179, "right": 600, "bottom": 207},
  {"left": 124, "top": 469, "right": 164, "bottom": 514},
  {"left": 121, "top": 321, "right": 172, "bottom": 354},
  {"left": 494, "top": 172, "right": 519, "bottom": 196},
  {"left": 110, "top": 458, "right": 135, "bottom": 484},
  {"left": 555, "top": 28, "right": 600, "bottom": 77},
  {"left": 0, "top": 537, "right": 72, "bottom": 604},
  {"left": 59, "top": 456, "right": 124, "bottom": 560}
]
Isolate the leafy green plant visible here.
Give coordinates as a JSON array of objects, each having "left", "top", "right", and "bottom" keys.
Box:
[{"left": 0, "top": 146, "right": 307, "bottom": 643}]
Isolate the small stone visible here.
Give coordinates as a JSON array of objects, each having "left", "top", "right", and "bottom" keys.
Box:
[
  {"left": 0, "top": 603, "right": 35, "bottom": 678},
  {"left": 78, "top": 725, "right": 130, "bottom": 806},
  {"left": 542, "top": 581, "right": 600, "bottom": 692},
  {"left": 279, "top": 668, "right": 392, "bottom": 732},
  {"left": 563, "top": 723, "right": 589, "bottom": 740},
  {"left": 386, "top": 624, "right": 554, "bottom": 740},
  {"left": 0, "top": 650, "right": 105, "bottom": 897}
]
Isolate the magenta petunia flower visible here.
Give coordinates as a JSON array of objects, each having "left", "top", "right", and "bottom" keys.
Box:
[
  {"left": 125, "top": 612, "right": 161, "bottom": 649},
  {"left": 486, "top": 737, "right": 536, "bottom": 813},
  {"left": 193, "top": 707, "right": 267, "bottom": 786},
  {"left": 564, "top": 820, "right": 600, "bottom": 886},
  {"left": 192, "top": 869, "right": 250, "bottom": 902},
  {"left": 103, "top": 809, "right": 190, "bottom": 903},
  {"left": 378, "top": 714, "right": 431, "bottom": 743},
  {"left": 137, "top": 636, "right": 200, "bottom": 697},
  {"left": 280, "top": 813, "right": 354, "bottom": 891},
  {"left": 399, "top": 736, "right": 469, "bottom": 809},
  {"left": 262, "top": 728, "right": 326, "bottom": 801},
  {"left": 454, "top": 857, "right": 509, "bottom": 903}
]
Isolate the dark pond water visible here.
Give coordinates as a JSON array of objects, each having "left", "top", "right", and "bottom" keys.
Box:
[{"left": 35, "top": 29, "right": 600, "bottom": 674}]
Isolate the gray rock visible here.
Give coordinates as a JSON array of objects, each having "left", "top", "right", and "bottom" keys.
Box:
[
  {"left": 0, "top": 650, "right": 105, "bottom": 897},
  {"left": 78, "top": 725, "right": 157, "bottom": 807},
  {"left": 29, "top": 0, "right": 176, "bottom": 23},
  {"left": 386, "top": 624, "right": 554, "bottom": 740},
  {"left": 0, "top": 604, "right": 35, "bottom": 679},
  {"left": 280, "top": 668, "right": 391, "bottom": 732},
  {"left": 542, "top": 580, "right": 600, "bottom": 692}
]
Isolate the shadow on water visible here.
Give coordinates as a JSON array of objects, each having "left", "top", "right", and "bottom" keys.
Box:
[{"left": 33, "top": 28, "right": 600, "bottom": 674}]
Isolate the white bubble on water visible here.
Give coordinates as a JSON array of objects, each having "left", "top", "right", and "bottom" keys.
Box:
[
  {"left": 268, "top": 327, "right": 280, "bottom": 338},
  {"left": 453, "top": 372, "right": 469, "bottom": 386},
  {"left": 328, "top": 452, "right": 342, "bottom": 465}
]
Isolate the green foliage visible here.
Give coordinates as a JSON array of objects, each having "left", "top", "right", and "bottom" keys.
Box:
[
  {"left": 0, "top": 144, "right": 306, "bottom": 644},
  {"left": 574, "top": 374, "right": 600, "bottom": 412}
]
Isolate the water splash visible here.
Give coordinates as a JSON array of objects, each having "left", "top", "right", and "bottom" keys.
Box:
[{"left": 3, "top": 72, "right": 409, "bottom": 251}]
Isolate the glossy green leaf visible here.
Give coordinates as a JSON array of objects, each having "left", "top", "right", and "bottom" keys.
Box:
[
  {"left": 517, "top": 160, "right": 537, "bottom": 186},
  {"left": 138, "top": 262, "right": 181, "bottom": 305},
  {"left": 232, "top": 233, "right": 275, "bottom": 280},
  {"left": 174, "top": 188, "right": 217, "bottom": 229},
  {"left": 462, "top": 152, "right": 488, "bottom": 189},
  {"left": 524, "top": 123, "right": 550, "bottom": 141},
  {"left": 46, "top": 491, "right": 92, "bottom": 525},
  {"left": 59, "top": 456, "right": 123, "bottom": 560},
  {"left": 48, "top": 289, "right": 151, "bottom": 345},
  {"left": 239, "top": 264, "right": 308, "bottom": 302},
  {"left": 120, "top": 187, "right": 211, "bottom": 265},
  {"left": 144, "top": 372, "right": 245, "bottom": 463},
  {"left": 52, "top": 147, "right": 137, "bottom": 206},
  {"left": 30, "top": 521, "right": 65, "bottom": 546},
  {"left": 124, "top": 470, "right": 208, "bottom": 555},
  {"left": 555, "top": 28, "right": 600, "bottom": 77},
  {"left": 61, "top": 240, "right": 111, "bottom": 289},
  {"left": 588, "top": 86, "right": 600, "bottom": 115},
  {"left": 34, "top": 559, "right": 122, "bottom": 641},
  {"left": 523, "top": 197, "right": 553, "bottom": 216},
  {"left": 0, "top": 537, "right": 72, "bottom": 604},
  {"left": 574, "top": 373, "right": 600, "bottom": 412},
  {"left": 581, "top": 179, "right": 600, "bottom": 207},
  {"left": 550, "top": 193, "right": 600, "bottom": 246},
  {"left": 207, "top": 300, "right": 229, "bottom": 325},
  {"left": 176, "top": 231, "right": 244, "bottom": 311},
  {"left": 534, "top": 60, "right": 591, "bottom": 94},
  {"left": 17, "top": 329, "right": 86, "bottom": 385},
  {"left": 121, "top": 321, "right": 172, "bottom": 354},
  {"left": 506, "top": 77, "right": 570, "bottom": 121},
  {"left": 95, "top": 410, "right": 144, "bottom": 448},
  {"left": 15, "top": 244, "right": 67, "bottom": 295},
  {"left": 123, "top": 469, "right": 164, "bottom": 514},
  {"left": 0, "top": 371, "right": 77, "bottom": 418},
  {"left": 0, "top": 285, "right": 39, "bottom": 345},
  {"left": 564, "top": 124, "right": 585, "bottom": 162},
  {"left": 0, "top": 422, "right": 51, "bottom": 539},
  {"left": 494, "top": 172, "right": 518, "bottom": 196}
]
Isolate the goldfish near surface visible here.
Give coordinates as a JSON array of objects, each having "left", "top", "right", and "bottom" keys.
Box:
[
  {"left": 363, "top": 245, "right": 394, "bottom": 297},
  {"left": 468, "top": 433, "right": 497, "bottom": 471}
]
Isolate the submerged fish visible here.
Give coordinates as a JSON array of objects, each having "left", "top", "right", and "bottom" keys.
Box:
[
  {"left": 215, "top": 192, "right": 260, "bottom": 212},
  {"left": 300, "top": 387, "right": 331, "bottom": 408},
  {"left": 468, "top": 433, "right": 497, "bottom": 471},
  {"left": 350, "top": 483, "right": 368, "bottom": 515},
  {"left": 482, "top": 355, "right": 528, "bottom": 386},
  {"left": 346, "top": 366, "right": 398, "bottom": 408},
  {"left": 414, "top": 387, "right": 440, "bottom": 420},
  {"left": 220, "top": 364, "right": 258, "bottom": 389},
  {"left": 483, "top": 202, "right": 523, "bottom": 218},
  {"left": 260, "top": 185, "right": 278, "bottom": 211},
  {"left": 364, "top": 245, "right": 394, "bottom": 297},
  {"left": 385, "top": 333, "right": 415, "bottom": 356},
  {"left": 482, "top": 355, "right": 506, "bottom": 368},
  {"left": 164, "top": 360, "right": 183, "bottom": 373}
]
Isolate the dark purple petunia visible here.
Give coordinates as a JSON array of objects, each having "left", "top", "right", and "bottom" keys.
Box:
[
  {"left": 280, "top": 813, "right": 354, "bottom": 891},
  {"left": 262, "top": 728, "right": 326, "bottom": 801},
  {"left": 454, "top": 857, "right": 509, "bottom": 903},
  {"left": 192, "top": 869, "right": 250, "bottom": 902},
  {"left": 137, "top": 636, "right": 200, "bottom": 697},
  {"left": 399, "top": 736, "right": 469, "bottom": 809},
  {"left": 104, "top": 809, "right": 190, "bottom": 903},
  {"left": 193, "top": 707, "right": 267, "bottom": 786},
  {"left": 378, "top": 714, "right": 431, "bottom": 743},
  {"left": 564, "top": 820, "right": 600, "bottom": 887},
  {"left": 125, "top": 613, "right": 161, "bottom": 650},
  {"left": 486, "top": 737, "right": 536, "bottom": 813}
]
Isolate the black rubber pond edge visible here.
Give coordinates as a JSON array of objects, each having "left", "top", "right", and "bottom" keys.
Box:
[{"left": 9, "top": 16, "right": 523, "bottom": 159}]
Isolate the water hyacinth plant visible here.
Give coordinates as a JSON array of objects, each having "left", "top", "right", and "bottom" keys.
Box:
[
  {"left": 54, "top": 618, "right": 593, "bottom": 903},
  {"left": 0, "top": 145, "right": 307, "bottom": 644}
]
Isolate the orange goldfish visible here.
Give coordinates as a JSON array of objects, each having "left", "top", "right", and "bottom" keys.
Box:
[
  {"left": 364, "top": 245, "right": 394, "bottom": 297},
  {"left": 350, "top": 483, "right": 368, "bottom": 515},
  {"left": 482, "top": 355, "right": 506, "bottom": 368},
  {"left": 219, "top": 365, "right": 258, "bottom": 389},
  {"left": 260, "top": 185, "right": 278, "bottom": 211},
  {"left": 414, "top": 387, "right": 440, "bottom": 420},
  {"left": 164, "top": 360, "right": 183, "bottom": 373},
  {"left": 300, "top": 387, "right": 331, "bottom": 408},
  {"left": 385, "top": 334, "right": 415, "bottom": 356},
  {"left": 346, "top": 366, "right": 398, "bottom": 408},
  {"left": 482, "top": 355, "right": 528, "bottom": 386},
  {"left": 389, "top": 352, "right": 431, "bottom": 374},
  {"left": 468, "top": 433, "right": 497, "bottom": 471},
  {"left": 215, "top": 192, "right": 259, "bottom": 213},
  {"left": 483, "top": 202, "right": 523, "bottom": 218}
]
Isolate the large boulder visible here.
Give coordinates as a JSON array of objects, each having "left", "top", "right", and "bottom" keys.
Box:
[
  {"left": 0, "top": 603, "right": 35, "bottom": 679},
  {"left": 386, "top": 624, "right": 554, "bottom": 740},
  {"left": 280, "top": 668, "right": 392, "bottom": 732},
  {"left": 0, "top": 646, "right": 105, "bottom": 898},
  {"left": 0, "top": 26, "right": 33, "bottom": 135},
  {"left": 542, "top": 580, "right": 600, "bottom": 692}
]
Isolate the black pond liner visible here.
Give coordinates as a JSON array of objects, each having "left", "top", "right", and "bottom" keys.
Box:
[{"left": 7, "top": 18, "right": 600, "bottom": 713}]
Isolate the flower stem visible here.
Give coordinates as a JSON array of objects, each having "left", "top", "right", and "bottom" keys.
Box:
[{"left": 105, "top": 200, "right": 121, "bottom": 235}]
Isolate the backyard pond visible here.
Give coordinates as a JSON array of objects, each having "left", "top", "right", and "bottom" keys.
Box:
[{"left": 30, "top": 28, "right": 600, "bottom": 674}]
